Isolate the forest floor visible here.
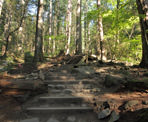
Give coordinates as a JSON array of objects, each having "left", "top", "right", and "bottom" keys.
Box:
[{"left": 0, "top": 56, "right": 148, "bottom": 122}]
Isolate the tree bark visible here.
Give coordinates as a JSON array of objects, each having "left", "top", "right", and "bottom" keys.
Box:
[
  {"left": 2, "top": 0, "right": 28, "bottom": 58},
  {"left": 84, "top": 0, "right": 88, "bottom": 54},
  {"left": 97, "top": 0, "right": 105, "bottom": 61},
  {"left": 0, "top": 0, "right": 3, "bottom": 16},
  {"left": 76, "top": 0, "right": 82, "bottom": 55},
  {"left": 136, "top": 0, "right": 148, "bottom": 67},
  {"left": 66, "top": 0, "right": 72, "bottom": 55},
  {"left": 48, "top": 0, "right": 53, "bottom": 54},
  {"left": 33, "top": 0, "right": 44, "bottom": 62}
]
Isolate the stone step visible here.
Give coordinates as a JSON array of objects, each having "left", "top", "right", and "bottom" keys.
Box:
[
  {"left": 48, "top": 89, "right": 73, "bottom": 94},
  {"left": 39, "top": 96, "right": 92, "bottom": 104},
  {"left": 27, "top": 102, "right": 89, "bottom": 108},
  {"left": 47, "top": 75, "right": 76, "bottom": 80},
  {"left": 44, "top": 80, "right": 96, "bottom": 84},
  {"left": 47, "top": 84, "right": 94, "bottom": 89},
  {"left": 26, "top": 106, "right": 93, "bottom": 113},
  {"left": 39, "top": 96, "right": 84, "bottom": 102},
  {"left": 20, "top": 112, "right": 99, "bottom": 122},
  {"left": 47, "top": 73, "right": 76, "bottom": 76}
]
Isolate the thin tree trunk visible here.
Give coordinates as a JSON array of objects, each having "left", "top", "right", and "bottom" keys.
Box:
[
  {"left": 0, "top": 0, "right": 3, "bottom": 16},
  {"left": 33, "top": 0, "right": 44, "bottom": 62},
  {"left": 2, "top": 0, "right": 28, "bottom": 58},
  {"left": 76, "top": 0, "right": 82, "bottom": 55},
  {"left": 136, "top": 0, "right": 148, "bottom": 67},
  {"left": 84, "top": 0, "right": 88, "bottom": 54},
  {"left": 97, "top": 0, "right": 105, "bottom": 61},
  {"left": 49, "top": 0, "right": 53, "bottom": 54},
  {"left": 52, "top": 0, "right": 58, "bottom": 55},
  {"left": 116, "top": 0, "right": 120, "bottom": 44},
  {"left": 66, "top": 0, "right": 72, "bottom": 55}
]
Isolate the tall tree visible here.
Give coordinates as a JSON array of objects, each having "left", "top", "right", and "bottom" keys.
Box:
[
  {"left": 2, "top": 0, "right": 28, "bottom": 58},
  {"left": 0, "top": 0, "right": 3, "bottom": 16},
  {"left": 136, "top": 0, "right": 148, "bottom": 67},
  {"left": 48, "top": 0, "right": 53, "bottom": 54},
  {"left": 33, "top": 0, "right": 44, "bottom": 62},
  {"left": 97, "top": 0, "right": 105, "bottom": 61},
  {"left": 66, "top": 0, "right": 72, "bottom": 55},
  {"left": 76, "top": 0, "right": 82, "bottom": 54}
]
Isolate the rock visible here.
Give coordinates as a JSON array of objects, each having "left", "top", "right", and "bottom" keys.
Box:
[
  {"left": 124, "top": 100, "right": 139, "bottom": 110},
  {"left": 64, "top": 89, "right": 72, "bottom": 94},
  {"left": 39, "top": 70, "right": 45, "bottom": 80},
  {"left": 142, "top": 100, "right": 148, "bottom": 105},
  {"left": 47, "top": 118, "right": 59, "bottom": 122},
  {"left": 98, "top": 108, "right": 111, "bottom": 119},
  {"left": 104, "top": 75, "right": 124, "bottom": 87},
  {"left": 108, "top": 111, "right": 120, "bottom": 122},
  {"left": 20, "top": 118, "right": 39, "bottom": 122},
  {"left": 71, "top": 66, "right": 95, "bottom": 75},
  {"left": 13, "top": 92, "right": 30, "bottom": 103},
  {"left": 102, "top": 101, "right": 110, "bottom": 109},
  {"left": 67, "top": 116, "right": 76, "bottom": 122},
  {"left": 97, "top": 101, "right": 110, "bottom": 111},
  {"left": 48, "top": 85, "right": 55, "bottom": 88},
  {"left": 55, "top": 85, "right": 65, "bottom": 89},
  {"left": 92, "top": 88, "right": 101, "bottom": 92}
]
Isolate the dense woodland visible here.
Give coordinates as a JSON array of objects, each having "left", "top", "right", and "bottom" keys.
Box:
[
  {"left": 0, "top": 0, "right": 148, "bottom": 67},
  {"left": 1, "top": 1, "right": 148, "bottom": 122}
]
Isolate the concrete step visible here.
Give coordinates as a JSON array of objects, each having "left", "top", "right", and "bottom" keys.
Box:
[
  {"left": 48, "top": 89, "right": 73, "bottom": 94},
  {"left": 26, "top": 102, "right": 89, "bottom": 108},
  {"left": 47, "top": 84, "right": 95, "bottom": 90},
  {"left": 47, "top": 76, "right": 76, "bottom": 80},
  {"left": 44, "top": 80, "right": 96, "bottom": 84},
  {"left": 38, "top": 96, "right": 92, "bottom": 104},
  {"left": 26, "top": 106, "right": 93, "bottom": 113},
  {"left": 20, "top": 112, "right": 99, "bottom": 122},
  {"left": 39, "top": 96, "right": 84, "bottom": 103}
]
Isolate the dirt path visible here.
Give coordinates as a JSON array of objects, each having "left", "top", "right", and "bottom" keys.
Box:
[{"left": 0, "top": 63, "right": 148, "bottom": 122}]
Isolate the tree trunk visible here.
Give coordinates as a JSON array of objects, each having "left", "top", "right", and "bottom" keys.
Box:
[
  {"left": 33, "top": 0, "right": 44, "bottom": 62},
  {"left": 0, "top": 0, "right": 3, "bottom": 16},
  {"left": 52, "top": 0, "right": 58, "bottom": 55},
  {"left": 49, "top": 0, "right": 53, "bottom": 54},
  {"left": 66, "top": 0, "right": 72, "bottom": 55},
  {"left": 84, "top": 0, "right": 88, "bottom": 54},
  {"left": 97, "top": 0, "right": 105, "bottom": 61},
  {"left": 2, "top": 0, "right": 28, "bottom": 58},
  {"left": 136, "top": 0, "right": 148, "bottom": 67},
  {"left": 76, "top": 0, "right": 82, "bottom": 55}
]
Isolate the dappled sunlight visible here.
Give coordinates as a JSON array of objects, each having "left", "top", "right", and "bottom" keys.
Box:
[
  {"left": 3, "top": 89, "right": 25, "bottom": 96},
  {"left": 100, "top": 92, "right": 148, "bottom": 101}
]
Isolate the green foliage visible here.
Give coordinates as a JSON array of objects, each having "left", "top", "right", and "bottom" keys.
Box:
[{"left": 24, "top": 52, "right": 34, "bottom": 63}]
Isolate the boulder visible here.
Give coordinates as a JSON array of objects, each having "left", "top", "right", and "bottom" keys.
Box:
[
  {"left": 20, "top": 118, "right": 39, "bottom": 122},
  {"left": 104, "top": 75, "right": 125, "bottom": 87},
  {"left": 67, "top": 116, "right": 76, "bottom": 122},
  {"left": 39, "top": 70, "right": 45, "bottom": 80},
  {"left": 97, "top": 101, "right": 110, "bottom": 111},
  {"left": 71, "top": 66, "right": 96, "bottom": 75},
  {"left": 98, "top": 108, "right": 111, "bottom": 119},
  {"left": 124, "top": 100, "right": 139, "bottom": 110},
  {"left": 108, "top": 111, "right": 120, "bottom": 122},
  {"left": 47, "top": 118, "right": 59, "bottom": 122}
]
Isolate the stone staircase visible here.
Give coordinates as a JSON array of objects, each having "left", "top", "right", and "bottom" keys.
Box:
[{"left": 20, "top": 70, "right": 100, "bottom": 122}]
